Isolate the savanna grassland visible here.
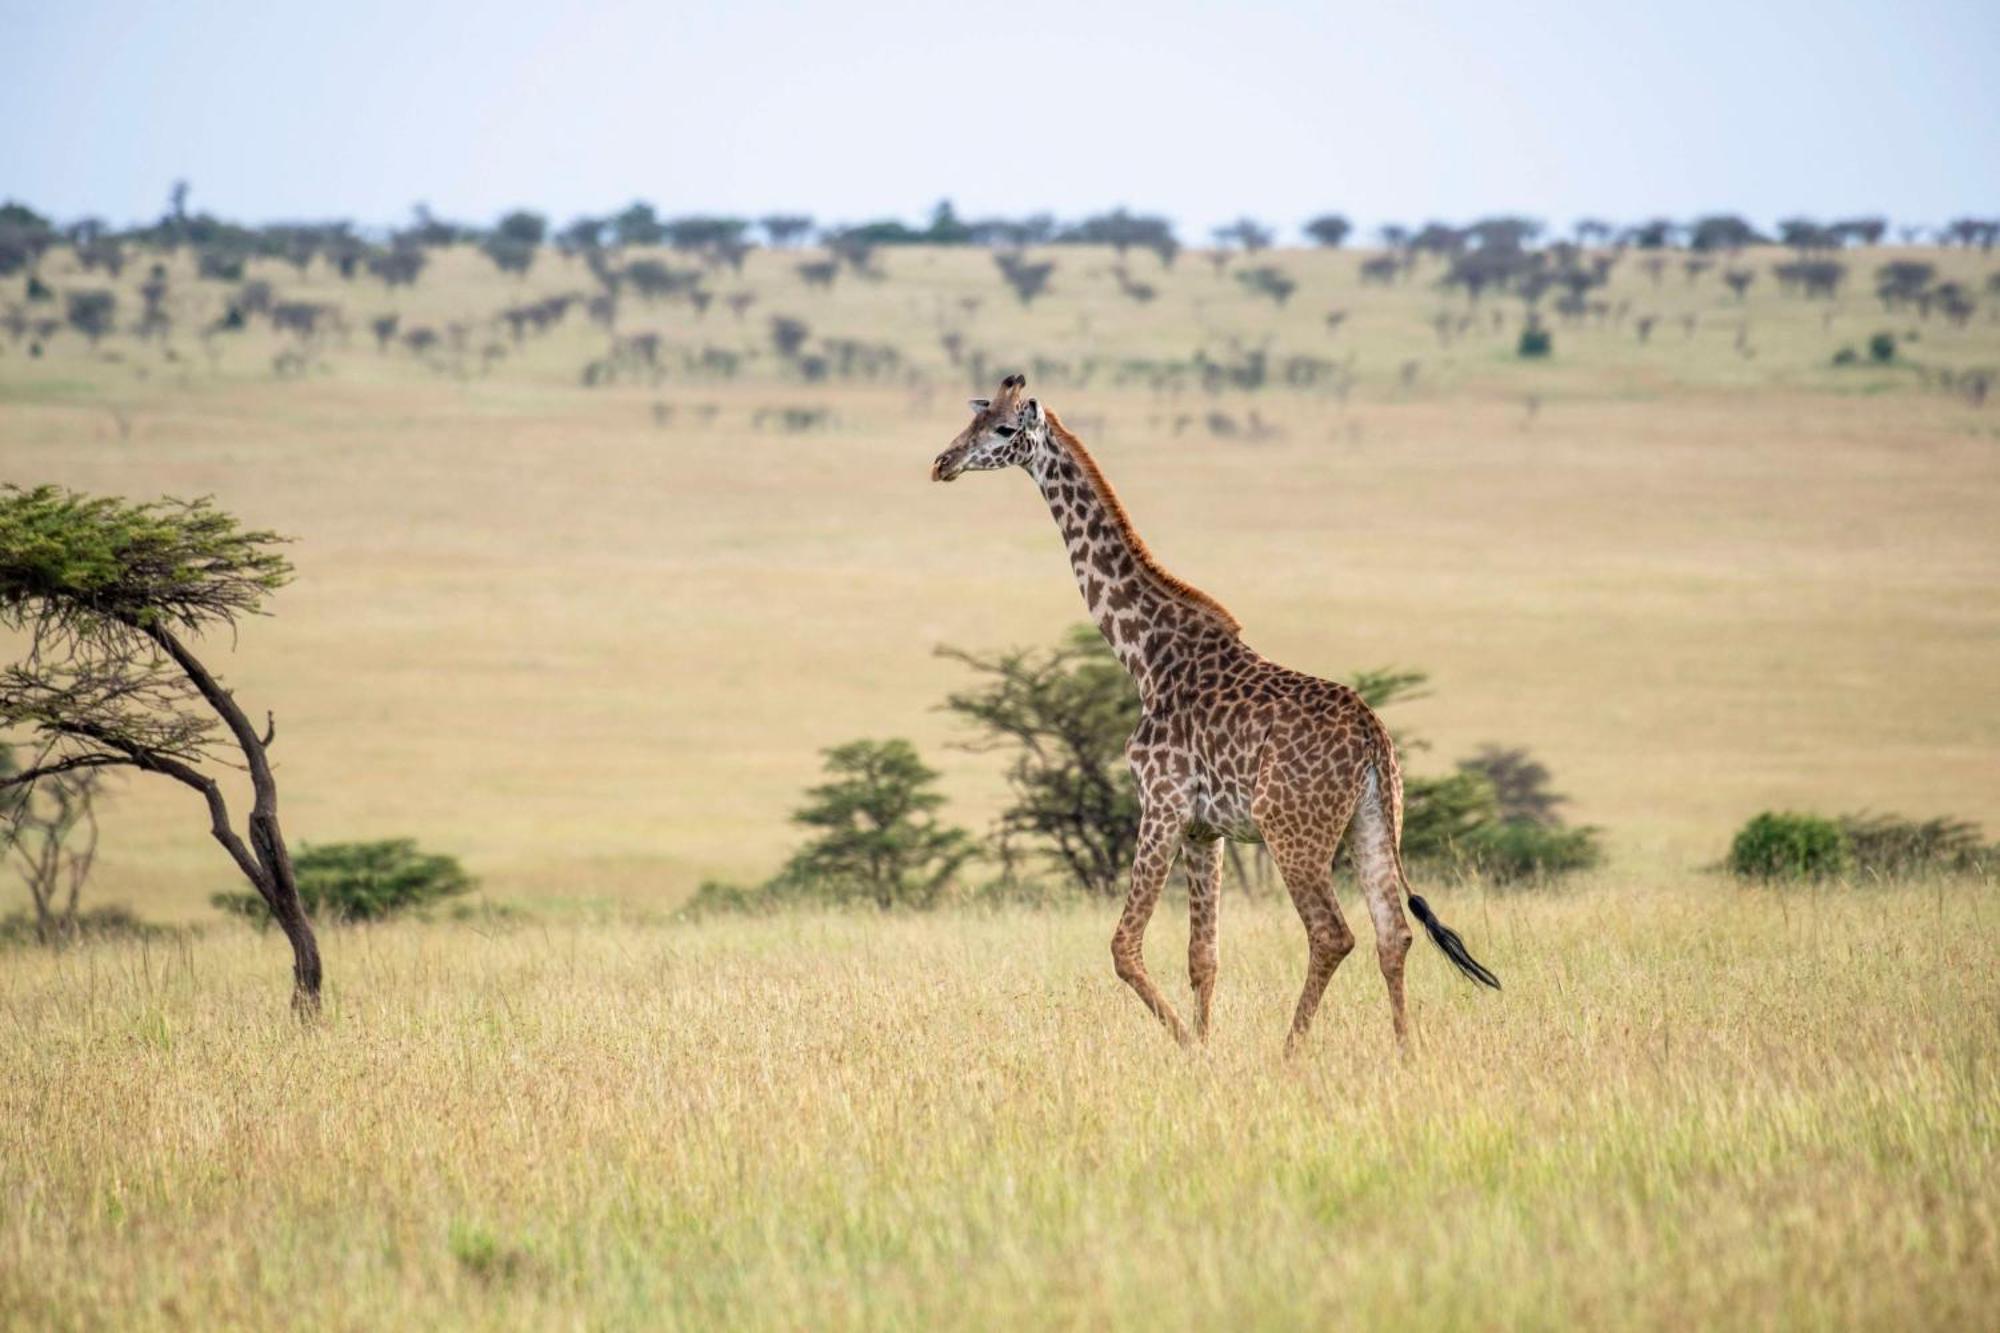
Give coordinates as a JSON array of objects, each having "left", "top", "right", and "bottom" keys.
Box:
[{"left": 2, "top": 234, "right": 1998, "bottom": 1328}]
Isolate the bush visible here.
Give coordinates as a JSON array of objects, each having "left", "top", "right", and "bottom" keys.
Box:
[
  {"left": 1459, "top": 820, "right": 1602, "bottom": 883},
  {"left": 213, "top": 838, "right": 474, "bottom": 923},
  {"left": 1840, "top": 812, "right": 1994, "bottom": 878},
  {"left": 679, "top": 879, "right": 773, "bottom": 918},
  {"left": 684, "top": 741, "right": 979, "bottom": 915},
  {"left": 1400, "top": 770, "right": 1499, "bottom": 863},
  {"left": 1517, "top": 324, "right": 1553, "bottom": 358},
  {"left": 1868, "top": 331, "right": 1896, "bottom": 363},
  {"left": 196, "top": 249, "right": 245, "bottom": 282},
  {"left": 480, "top": 236, "right": 536, "bottom": 277},
  {"left": 1727, "top": 812, "right": 1849, "bottom": 880},
  {"left": 1831, "top": 346, "right": 1859, "bottom": 366}
]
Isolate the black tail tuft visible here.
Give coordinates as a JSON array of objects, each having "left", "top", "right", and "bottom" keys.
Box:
[{"left": 1408, "top": 895, "right": 1501, "bottom": 990}]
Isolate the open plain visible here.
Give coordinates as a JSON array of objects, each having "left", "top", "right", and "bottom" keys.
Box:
[{"left": 2, "top": 237, "right": 1997, "bottom": 1328}]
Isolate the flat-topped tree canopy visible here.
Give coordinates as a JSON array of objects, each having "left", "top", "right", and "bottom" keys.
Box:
[
  {"left": 0, "top": 485, "right": 291, "bottom": 640},
  {"left": 0, "top": 484, "right": 320, "bottom": 1011}
]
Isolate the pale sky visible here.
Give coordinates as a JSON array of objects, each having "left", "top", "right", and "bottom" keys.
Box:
[{"left": 4, "top": 0, "right": 1995, "bottom": 239}]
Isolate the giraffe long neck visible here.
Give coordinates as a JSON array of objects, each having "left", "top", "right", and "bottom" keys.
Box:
[{"left": 1028, "top": 413, "right": 1241, "bottom": 699}]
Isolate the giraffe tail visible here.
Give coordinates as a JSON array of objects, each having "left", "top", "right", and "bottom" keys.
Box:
[
  {"left": 1376, "top": 762, "right": 1502, "bottom": 990},
  {"left": 1406, "top": 893, "right": 1502, "bottom": 990}
]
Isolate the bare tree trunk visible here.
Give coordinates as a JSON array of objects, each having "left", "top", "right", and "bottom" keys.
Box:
[
  {"left": 147, "top": 624, "right": 323, "bottom": 1014},
  {"left": 253, "top": 810, "right": 321, "bottom": 1012}
]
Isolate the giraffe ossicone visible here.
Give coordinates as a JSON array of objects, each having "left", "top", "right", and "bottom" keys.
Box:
[{"left": 932, "top": 374, "right": 1501, "bottom": 1050}]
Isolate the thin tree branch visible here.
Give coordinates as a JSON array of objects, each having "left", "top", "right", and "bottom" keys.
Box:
[{"left": 0, "top": 754, "right": 137, "bottom": 788}]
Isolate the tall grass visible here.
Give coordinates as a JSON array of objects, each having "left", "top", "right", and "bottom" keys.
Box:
[{"left": 2, "top": 876, "right": 1993, "bottom": 1329}]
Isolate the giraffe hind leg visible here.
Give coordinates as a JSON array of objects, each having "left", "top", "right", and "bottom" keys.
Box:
[
  {"left": 1350, "top": 779, "right": 1415, "bottom": 1046},
  {"left": 1265, "top": 820, "right": 1356, "bottom": 1055}
]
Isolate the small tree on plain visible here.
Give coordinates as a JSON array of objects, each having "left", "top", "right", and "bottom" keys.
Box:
[
  {"left": 0, "top": 486, "right": 322, "bottom": 1011},
  {"left": 759, "top": 214, "right": 815, "bottom": 247},
  {"left": 1304, "top": 214, "right": 1352, "bottom": 248},
  {"left": 494, "top": 210, "right": 547, "bottom": 247},
  {"left": 1213, "top": 218, "right": 1274, "bottom": 252},
  {"left": 994, "top": 252, "right": 1055, "bottom": 306},
  {"left": 1236, "top": 266, "right": 1297, "bottom": 305},
  {"left": 367, "top": 242, "right": 427, "bottom": 288},
  {"left": 0, "top": 744, "right": 106, "bottom": 946},
  {"left": 0, "top": 202, "right": 57, "bottom": 278},
  {"left": 64, "top": 290, "right": 116, "bottom": 345},
  {"left": 1688, "top": 215, "right": 1763, "bottom": 253},
  {"left": 769, "top": 314, "right": 811, "bottom": 360},
  {"left": 939, "top": 628, "right": 1138, "bottom": 898},
  {"left": 555, "top": 216, "right": 604, "bottom": 255},
  {"left": 481, "top": 235, "right": 536, "bottom": 277},
  {"left": 773, "top": 740, "right": 976, "bottom": 909}
]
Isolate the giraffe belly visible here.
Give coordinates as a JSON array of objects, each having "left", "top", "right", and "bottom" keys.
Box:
[{"left": 1189, "top": 788, "right": 1261, "bottom": 843}]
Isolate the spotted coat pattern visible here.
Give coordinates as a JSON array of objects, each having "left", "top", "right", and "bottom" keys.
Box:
[{"left": 935, "top": 375, "right": 1435, "bottom": 1049}]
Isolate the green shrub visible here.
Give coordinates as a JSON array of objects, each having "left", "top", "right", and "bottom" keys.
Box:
[
  {"left": 1831, "top": 346, "right": 1859, "bottom": 366},
  {"left": 1867, "top": 331, "right": 1896, "bottom": 363},
  {"left": 1401, "top": 770, "right": 1501, "bottom": 863},
  {"left": 213, "top": 838, "right": 474, "bottom": 923},
  {"left": 1460, "top": 820, "right": 1602, "bottom": 883},
  {"left": 1517, "top": 324, "right": 1553, "bottom": 358},
  {"left": 1727, "top": 812, "right": 1849, "bottom": 880},
  {"left": 687, "top": 740, "right": 977, "bottom": 916}
]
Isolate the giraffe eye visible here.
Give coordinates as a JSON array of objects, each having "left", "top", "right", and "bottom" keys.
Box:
[{"left": 993, "top": 426, "right": 1017, "bottom": 438}]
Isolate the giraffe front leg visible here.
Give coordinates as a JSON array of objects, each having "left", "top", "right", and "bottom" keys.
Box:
[
  {"left": 1111, "top": 813, "right": 1191, "bottom": 1045},
  {"left": 1183, "top": 835, "right": 1221, "bottom": 1042}
]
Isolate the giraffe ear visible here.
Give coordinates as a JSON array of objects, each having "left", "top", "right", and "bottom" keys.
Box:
[{"left": 967, "top": 398, "right": 990, "bottom": 413}]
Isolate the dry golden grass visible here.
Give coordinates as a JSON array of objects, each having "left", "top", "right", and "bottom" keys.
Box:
[
  {"left": 3, "top": 241, "right": 1998, "bottom": 1327},
  {"left": 1, "top": 880, "right": 1995, "bottom": 1330}
]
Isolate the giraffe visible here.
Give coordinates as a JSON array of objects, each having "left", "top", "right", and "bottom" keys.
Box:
[{"left": 931, "top": 374, "right": 1500, "bottom": 1051}]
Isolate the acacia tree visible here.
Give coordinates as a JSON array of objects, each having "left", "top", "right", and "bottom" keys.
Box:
[
  {"left": 0, "top": 486, "right": 322, "bottom": 1010},
  {"left": 774, "top": 739, "right": 975, "bottom": 909},
  {"left": 1304, "top": 214, "right": 1352, "bottom": 248},
  {"left": 939, "top": 627, "right": 1138, "bottom": 897}
]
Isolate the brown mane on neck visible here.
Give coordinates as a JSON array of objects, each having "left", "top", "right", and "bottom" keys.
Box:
[{"left": 1045, "top": 408, "right": 1242, "bottom": 636}]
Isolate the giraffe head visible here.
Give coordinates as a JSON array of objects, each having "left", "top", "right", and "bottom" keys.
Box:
[{"left": 930, "top": 373, "right": 1047, "bottom": 482}]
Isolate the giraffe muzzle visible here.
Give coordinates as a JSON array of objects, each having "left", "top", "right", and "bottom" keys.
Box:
[{"left": 931, "top": 452, "right": 964, "bottom": 482}]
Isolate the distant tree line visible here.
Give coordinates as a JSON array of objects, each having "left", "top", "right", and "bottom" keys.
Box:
[{"left": 6, "top": 188, "right": 1995, "bottom": 298}]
